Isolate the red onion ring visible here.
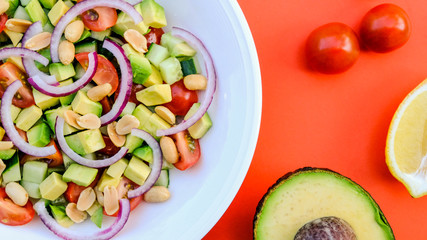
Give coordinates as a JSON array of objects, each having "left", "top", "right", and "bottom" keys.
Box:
[
  {"left": 0, "top": 47, "right": 48, "bottom": 66},
  {"left": 0, "top": 80, "right": 56, "bottom": 157},
  {"left": 99, "top": 39, "right": 132, "bottom": 126},
  {"left": 156, "top": 27, "right": 217, "bottom": 136},
  {"left": 55, "top": 117, "right": 128, "bottom": 168},
  {"left": 27, "top": 52, "right": 98, "bottom": 97},
  {"left": 34, "top": 199, "right": 130, "bottom": 240},
  {"left": 127, "top": 128, "right": 162, "bottom": 198},
  {"left": 22, "top": 21, "right": 58, "bottom": 86},
  {"left": 50, "top": 0, "right": 143, "bottom": 63}
]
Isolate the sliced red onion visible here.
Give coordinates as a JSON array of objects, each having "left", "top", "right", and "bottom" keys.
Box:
[
  {"left": 0, "top": 47, "right": 48, "bottom": 66},
  {"left": 127, "top": 129, "right": 162, "bottom": 198},
  {"left": 100, "top": 39, "right": 132, "bottom": 126},
  {"left": 50, "top": 0, "right": 143, "bottom": 63},
  {"left": 34, "top": 199, "right": 130, "bottom": 240},
  {"left": 55, "top": 117, "right": 128, "bottom": 168},
  {"left": 28, "top": 52, "right": 98, "bottom": 97},
  {"left": 156, "top": 27, "right": 217, "bottom": 136},
  {"left": 0, "top": 81, "right": 56, "bottom": 157},
  {"left": 22, "top": 21, "right": 58, "bottom": 86}
]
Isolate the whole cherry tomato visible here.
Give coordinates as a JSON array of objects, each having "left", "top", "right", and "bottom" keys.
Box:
[
  {"left": 305, "top": 22, "right": 360, "bottom": 74},
  {"left": 360, "top": 3, "right": 410, "bottom": 53},
  {"left": 163, "top": 80, "right": 198, "bottom": 116}
]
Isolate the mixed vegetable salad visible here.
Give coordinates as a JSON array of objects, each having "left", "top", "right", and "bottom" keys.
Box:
[{"left": 0, "top": 0, "right": 216, "bottom": 238}]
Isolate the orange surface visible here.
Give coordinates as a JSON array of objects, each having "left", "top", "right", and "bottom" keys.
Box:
[{"left": 205, "top": 0, "right": 427, "bottom": 239}]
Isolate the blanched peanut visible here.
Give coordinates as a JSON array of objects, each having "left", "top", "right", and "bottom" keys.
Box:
[
  {"left": 103, "top": 186, "right": 119, "bottom": 215},
  {"left": 115, "top": 115, "right": 140, "bottom": 135},
  {"left": 0, "top": 0, "right": 9, "bottom": 15},
  {"left": 77, "top": 187, "right": 96, "bottom": 211},
  {"left": 58, "top": 40, "right": 75, "bottom": 65},
  {"left": 144, "top": 186, "right": 170, "bottom": 203},
  {"left": 160, "top": 136, "right": 178, "bottom": 164},
  {"left": 0, "top": 141, "right": 13, "bottom": 150},
  {"left": 124, "top": 29, "right": 148, "bottom": 53},
  {"left": 5, "top": 18, "right": 32, "bottom": 33},
  {"left": 63, "top": 110, "right": 84, "bottom": 130},
  {"left": 24, "top": 32, "right": 52, "bottom": 51},
  {"left": 183, "top": 74, "right": 208, "bottom": 90},
  {"left": 76, "top": 113, "right": 101, "bottom": 129},
  {"left": 107, "top": 121, "right": 126, "bottom": 147},
  {"left": 64, "top": 20, "right": 84, "bottom": 43},
  {"left": 5, "top": 182, "right": 28, "bottom": 206},
  {"left": 154, "top": 106, "right": 175, "bottom": 125},
  {"left": 87, "top": 83, "right": 112, "bottom": 102},
  {"left": 66, "top": 203, "right": 87, "bottom": 223},
  {"left": 0, "top": 159, "right": 5, "bottom": 176},
  {"left": 95, "top": 187, "right": 104, "bottom": 206}
]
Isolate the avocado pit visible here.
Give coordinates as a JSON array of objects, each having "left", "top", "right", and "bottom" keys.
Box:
[{"left": 294, "top": 216, "right": 356, "bottom": 240}]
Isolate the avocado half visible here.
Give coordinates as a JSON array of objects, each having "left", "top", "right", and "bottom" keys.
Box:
[{"left": 253, "top": 167, "right": 394, "bottom": 240}]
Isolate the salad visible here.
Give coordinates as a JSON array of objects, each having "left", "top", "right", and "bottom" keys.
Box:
[{"left": 0, "top": 0, "right": 216, "bottom": 238}]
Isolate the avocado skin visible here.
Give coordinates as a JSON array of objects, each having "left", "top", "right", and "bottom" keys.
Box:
[{"left": 253, "top": 167, "right": 394, "bottom": 240}]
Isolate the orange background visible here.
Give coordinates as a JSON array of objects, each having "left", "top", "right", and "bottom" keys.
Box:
[{"left": 205, "top": 0, "right": 427, "bottom": 239}]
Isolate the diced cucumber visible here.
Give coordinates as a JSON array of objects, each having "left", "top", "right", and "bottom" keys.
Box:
[
  {"left": 180, "top": 57, "right": 199, "bottom": 76},
  {"left": 75, "top": 40, "right": 98, "bottom": 54},
  {"left": 62, "top": 151, "right": 75, "bottom": 169},
  {"left": 120, "top": 102, "right": 136, "bottom": 117},
  {"left": 75, "top": 29, "right": 91, "bottom": 43},
  {"left": 2, "top": 153, "right": 21, "bottom": 184},
  {"left": 21, "top": 180, "right": 41, "bottom": 198},
  {"left": 22, "top": 161, "right": 48, "bottom": 184},
  {"left": 20, "top": 0, "right": 31, "bottom": 7},
  {"left": 154, "top": 169, "right": 169, "bottom": 187},
  {"left": 90, "top": 29, "right": 111, "bottom": 41},
  {"left": 146, "top": 43, "right": 169, "bottom": 68},
  {"left": 13, "top": 6, "right": 31, "bottom": 20},
  {"left": 159, "top": 57, "right": 183, "bottom": 85}
]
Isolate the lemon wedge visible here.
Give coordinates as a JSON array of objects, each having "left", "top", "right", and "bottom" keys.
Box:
[{"left": 386, "top": 79, "right": 427, "bottom": 197}]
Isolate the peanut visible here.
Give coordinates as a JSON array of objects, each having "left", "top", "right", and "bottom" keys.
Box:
[
  {"left": 87, "top": 83, "right": 112, "bottom": 102},
  {"left": 5, "top": 182, "right": 28, "bottom": 206},
  {"left": 154, "top": 106, "right": 175, "bottom": 125},
  {"left": 5, "top": 18, "right": 32, "bottom": 33},
  {"left": 58, "top": 40, "right": 75, "bottom": 65},
  {"left": 160, "top": 136, "right": 178, "bottom": 164},
  {"left": 0, "top": 159, "right": 5, "bottom": 176},
  {"left": 95, "top": 187, "right": 104, "bottom": 206},
  {"left": 107, "top": 121, "right": 126, "bottom": 147},
  {"left": 124, "top": 29, "right": 148, "bottom": 53},
  {"left": 103, "top": 186, "right": 119, "bottom": 215},
  {"left": 115, "top": 115, "right": 140, "bottom": 135},
  {"left": 76, "top": 113, "right": 101, "bottom": 129},
  {"left": 63, "top": 110, "right": 84, "bottom": 130},
  {"left": 64, "top": 20, "right": 84, "bottom": 43},
  {"left": 183, "top": 74, "right": 208, "bottom": 90},
  {"left": 0, "top": 0, "right": 9, "bottom": 15},
  {"left": 24, "top": 32, "right": 52, "bottom": 51},
  {"left": 77, "top": 187, "right": 96, "bottom": 211},
  {"left": 66, "top": 203, "right": 87, "bottom": 223},
  {"left": 0, "top": 141, "right": 13, "bottom": 150},
  {"left": 144, "top": 186, "right": 170, "bottom": 203}
]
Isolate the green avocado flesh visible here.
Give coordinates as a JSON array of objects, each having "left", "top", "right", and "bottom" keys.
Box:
[{"left": 253, "top": 167, "right": 394, "bottom": 240}]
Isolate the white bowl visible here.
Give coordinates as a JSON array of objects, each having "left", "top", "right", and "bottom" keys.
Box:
[{"left": 0, "top": 0, "right": 261, "bottom": 239}]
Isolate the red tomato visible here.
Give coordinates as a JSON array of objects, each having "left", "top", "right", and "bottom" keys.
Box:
[
  {"left": 81, "top": 7, "right": 117, "bottom": 32},
  {"left": 305, "top": 22, "right": 360, "bottom": 74},
  {"left": 99, "top": 96, "right": 112, "bottom": 115},
  {"left": 20, "top": 140, "right": 63, "bottom": 167},
  {"left": 75, "top": 53, "right": 119, "bottom": 95},
  {"left": 172, "top": 130, "right": 201, "bottom": 170},
  {"left": 163, "top": 81, "right": 198, "bottom": 116},
  {"left": 0, "top": 14, "right": 7, "bottom": 33},
  {"left": 115, "top": 83, "right": 144, "bottom": 104},
  {"left": 0, "top": 62, "right": 35, "bottom": 108},
  {"left": 64, "top": 173, "right": 100, "bottom": 203},
  {"left": 360, "top": 3, "right": 411, "bottom": 53},
  {"left": 104, "top": 177, "right": 143, "bottom": 217},
  {"left": 0, "top": 188, "right": 35, "bottom": 226},
  {"left": 145, "top": 27, "right": 164, "bottom": 47},
  {"left": 98, "top": 135, "right": 120, "bottom": 156}
]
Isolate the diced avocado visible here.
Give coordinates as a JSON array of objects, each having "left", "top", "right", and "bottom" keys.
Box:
[
  {"left": 64, "top": 133, "right": 85, "bottom": 155},
  {"left": 27, "top": 122, "right": 51, "bottom": 147},
  {"left": 133, "top": 145, "right": 153, "bottom": 163},
  {"left": 39, "top": 172, "right": 67, "bottom": 200},
  {"left": 139, "top": 0, "right": 167, "bottom": 28},
  {"left": 2, "top": 153, "right": 20, "bottom": 184},
  {"left": 59, "top": 79, "right": 76, "bottom": 105},
  {"left": 22, "top": 161, "right": 48, "bottom": 183},
  {"left": 50, "top": 205, "right": 74, "bottom": 228},
  {"left": 4, "top": 29, "right": 23, "bottom": 47},
  {"left": 48, "top": 0, "right": 69, "bottom": 25},
  {"left": 253, "top": 168, "right": 395, "bottom": 240},
  {"left": 112, "top": 10, "right": 149, "bottom": 36},
  {"left": 129, "top": 54, "right": 152, "bottom": 84},
  {"left": 71, "top": 91, "right": 102, "bottom": 117},
  {"left": 13, "top": 6, "right": 31, "bottom": 20},
  {"left": 136, "top": 84, "right": 171, "bottom": 106},
  {"left": 154, "top": 169, "right": 169, "bottom": 187},
  {"left": 20, "top": 0, "right": 31, "bottom": 6},
  {"left": 124, "top": 134, "right": 143, "bottom": 153},
  {"left": 25, "top": 0, "right": 48, "bottom": 25},
  {"left": 161, "top": 32, "right": 196, "bottom": 58},
  {"left": 10, "top": 104, "right": 21, "bottom": 122},
  {"left": 180, "top": 57, "right": 199, "bottom": 76},
  {"left": 33, "top": 88, "right": 60, "bottom": 110},
  {"left": 96, "top": 170, "right": 121, "bottom": 192},
  {"left": 43, "top": 21, "right": 55, "bottom": 33},
  {"left": 39, "top": 0, "right": 56, "bottom": 9},
  {"left": 159, "top": 57, "right": 183, "bottom": 85},
  {"left": 120, "top": 102, "right": 136, "bottom": 117},
  {"left": 6, "top": 56, "right": 25, "bottom": 72},
  {"left": 142, "top": 113, "right": 170, "bottom": 138},
  {"left": 123, "top": 156, "right": 151, "bottom": 185},
  {"left": 79, "top": 129, "right": 105, "bottom": 154},
  {"left": 6, "top": 0, "right": 19, "bottom": 16},
  {"left": 184, "top": 103, "right": 212, "bottom": 139},
  {"left": 132, "top": 104, "right": 153, "bottom": 128},
  {"left": 143, "top": 65, "right": 163, "bottom": 87},
  {"left": 49, "top": 62, "right": 75, "bottom": 81},
  {"left": 62, "top": 151, "right": 75, "bottom": 169},
  {"left": 106, "top": 158, "right": 128, "bottom": 179},
  {"left": 62, "top": 163, "right": 98, "bottom": 187},
  {"left": 0, "top": 149, "right": 17, "bottom": 160},
  {"left": 146, "top": 43, "right": 169, "bottom": 68},
  {"left": 15, "top": 105, "right": 43, "bottom": 131},
  {"left": 45, "top": 106, "right": 79, "bottom": 135},
  {"left": 0, "top": 126, "right": 4, "bottom": 140},
  {"left": 90, "top": 206, "right": 103, "bottom": 228},
  {"left": 20, "top": 180, "right": 41, "bottom": 198},
  {"left": 90, "top": 28, "right": 111, "bottom": 41},
  {"left": 121, "top": 43, "right": 140, "bottom": 57}
]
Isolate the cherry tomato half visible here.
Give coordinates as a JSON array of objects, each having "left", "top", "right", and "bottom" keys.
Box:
[
  {"left": 163, "top": 80, "right": 198, "bottom": 116},
  {"left": 21, "top": 140, "right": 63, "bottom": 167},
  {"left": 0, "top": 62, "right": 35, "bottom": 108},
  {"left": 360, "top": 3, "right": 411, "bottom": 53},
  {"left": 75, "top": 52, "right": 119, "bottom": 95},
  {"left": 172, "top": 130, "right": 201, "bottom": 171},
  {"left": 81, "top": 7, "right": 118, "bottom": 32},
  {"left": 305, "top": 22, "right": 360, "bottom": 74},
  {"left": 0, "top": 188, "right": 35, "bottom": 226},
  {"left": 0, "top": 14, "right": 8, "bottom": 33},
  {"left": 64, "top": 173, "right": 101, "bottom": 203},
  {"left": 145, "top": 27, "right": 164, "bottom": 47}
]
